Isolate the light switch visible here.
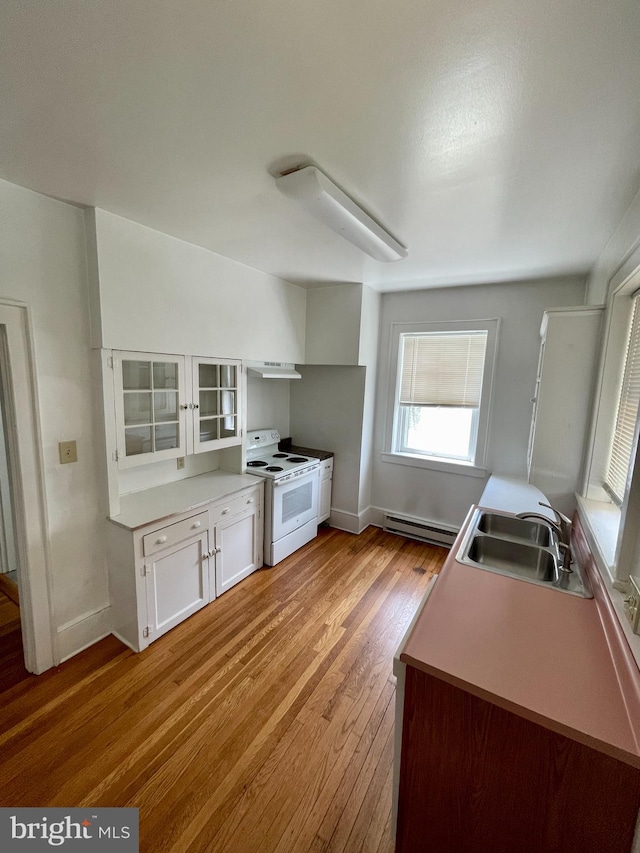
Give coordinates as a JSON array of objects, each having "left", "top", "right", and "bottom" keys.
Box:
[{"left": 59, "top": 440, "right": 78, "bottom": 464}]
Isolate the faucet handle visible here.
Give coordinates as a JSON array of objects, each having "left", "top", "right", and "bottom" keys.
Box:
[{"left": 557, "top": 542, "right": 573, "bottom": 573}]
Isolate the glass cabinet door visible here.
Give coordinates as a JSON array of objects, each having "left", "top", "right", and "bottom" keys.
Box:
[
  {"left": 115, "top": 353, "right": 186, "bottom": 466},
  {"left": 192, "top": 357, "right": 241, "bottom": 452}
]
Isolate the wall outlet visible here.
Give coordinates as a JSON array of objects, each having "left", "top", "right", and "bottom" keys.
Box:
[
  {"left": 59, "top": 440, "right": 77, "bottom": 464},
  {"left": 625, "top": 576, "right": 640, "bottom": 635},
  {"left": 177, "top": 457, "right": 185, "bottom": 470}
]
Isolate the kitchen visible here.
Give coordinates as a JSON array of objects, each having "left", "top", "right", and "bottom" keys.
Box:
[{"left": 1, "top": 1, "right": 640, "bottom": 850}]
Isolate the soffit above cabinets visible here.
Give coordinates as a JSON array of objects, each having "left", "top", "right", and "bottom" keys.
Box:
[{"left": 1, "top": 0, "right": 639, "bottom": 291}]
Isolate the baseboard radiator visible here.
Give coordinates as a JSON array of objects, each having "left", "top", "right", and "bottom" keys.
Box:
[{"left": 382, "top": 513, "right": 458, "bottom": 548}]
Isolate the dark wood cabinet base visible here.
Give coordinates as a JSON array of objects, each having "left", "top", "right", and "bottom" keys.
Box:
[{"left": 396, "top": 667, "right": 640, "bottom": 853}]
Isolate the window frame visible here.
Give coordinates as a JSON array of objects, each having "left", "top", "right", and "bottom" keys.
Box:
[
  {"left": 382, "top": 319, "right": 499, "bottom": 476},
  {"left": 581, "top": 252, "right": 640, "bottom": 584},
  {"left": 604, "top": 294, "right": 640, "bottom": 507}
]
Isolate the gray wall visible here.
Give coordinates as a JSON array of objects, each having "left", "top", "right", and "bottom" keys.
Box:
[
  {"left": 290, "top": 366, "right": 366, "bottom": 522},
  {"left": 372, "top": 276, "right": 587, "bottom": 527}
]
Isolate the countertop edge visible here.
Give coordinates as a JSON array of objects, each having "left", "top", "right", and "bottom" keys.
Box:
[
  {"left": 398, "top": 652, "right": 640, "bottom": 769},
  {"left": 108, "top": 471, "right": 263, "bottom": 531}
]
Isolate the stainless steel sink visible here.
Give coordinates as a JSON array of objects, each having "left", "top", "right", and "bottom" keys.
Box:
[
  {"left": 476, "top": 513, "right": 552, "bottom": 547},
  {"left": 457, "top": 508, "right": 592, "bottom": 598},
  {"left": 466, "top": 535, "right": 556, "bottom": 581}
]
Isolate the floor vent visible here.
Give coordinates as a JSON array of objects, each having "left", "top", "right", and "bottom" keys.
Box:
[{"left": 383, "top": 514, "right": 458, "bottom": 548}]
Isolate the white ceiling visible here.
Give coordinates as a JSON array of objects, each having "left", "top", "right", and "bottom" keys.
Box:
[{"left": 2, "top": 1, "right": 640, "bottom": 291}]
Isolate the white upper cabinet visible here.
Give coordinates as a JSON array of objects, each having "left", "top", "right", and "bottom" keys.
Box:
[
  {"left": 190, "top": 357, "right": 241, "bottom": 454},
  {"left": 114, "top": 352, "right": 188, "bottom": 467},
  {"left": 527, "top": 307, "right": 603, "bottom": 514},
  {"left": 113, "top": 352, "right": 242, "bottom": 467}
]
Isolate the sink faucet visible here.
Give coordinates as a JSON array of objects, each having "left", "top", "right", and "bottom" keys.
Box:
[
  {"left": 516, "top": 502, "right": 572, "bottom": 546},
  {"left": 538, "top": 502, "right": 572, "bottom": 546}
]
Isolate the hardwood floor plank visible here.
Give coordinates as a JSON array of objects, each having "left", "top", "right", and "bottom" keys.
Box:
[{"left": 0, "top": 527, "right": 446, "bottom": 852}]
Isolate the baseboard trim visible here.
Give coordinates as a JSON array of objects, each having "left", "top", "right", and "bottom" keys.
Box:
[
  {"left": 329, "top": 507, "right": 374, "bottom": 535},
  {"left": 56, "top": 604, "right": 112, "bottom": 663}
]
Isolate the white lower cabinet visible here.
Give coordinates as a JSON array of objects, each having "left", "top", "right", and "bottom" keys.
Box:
[
  {"left": 145, "top": 529, "right": 211, "bottom": 642},
  {"left": 215, "top": 507, "right": 262, "bottom": 594},
  {"left": 318, "top": 457, "right": 333, "bottom": 524},
  {"left": 107, "top": 482, "right": 263, "bottom": 652}
]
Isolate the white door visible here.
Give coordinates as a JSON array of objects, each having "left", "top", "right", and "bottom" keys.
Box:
[
  {"left": 145, "top": 531, "right": 210, "bottom": 642},
  {"left": 215, "top": 508, "right": 260, "bottom": 595}
]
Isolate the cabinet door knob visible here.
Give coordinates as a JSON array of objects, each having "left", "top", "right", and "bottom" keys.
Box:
[
  {"left": 246, "top": 498, "right": 254, "bottom": 504},
  {"left": 191, "top": 521, "right": 201, "bottom": 529},
  {"left": 156, "top": 535, "right": 168, "bottom": 544},
  {"left": 180, "top": 404, "right": 189, "bottom": 410}
]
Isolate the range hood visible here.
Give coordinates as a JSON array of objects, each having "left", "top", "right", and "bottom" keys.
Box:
[{"left": 246, "top": 361, "right": 301, "bottom": 380}]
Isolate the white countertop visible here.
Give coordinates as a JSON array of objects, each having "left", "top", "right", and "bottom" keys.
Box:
[
  {"left": 109, "top": 471, "right": 263, "bottom": 530},
  {"left": 480, "top": 474, "right": 556, "bottom": 520}
]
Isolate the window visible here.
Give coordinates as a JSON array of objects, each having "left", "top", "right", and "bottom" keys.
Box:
[
  {"left": 605, "top": 294, "right": 640, "bottom": 505},
  {"left": 384, "top": 320, "right": 498, "bottom": 474}
]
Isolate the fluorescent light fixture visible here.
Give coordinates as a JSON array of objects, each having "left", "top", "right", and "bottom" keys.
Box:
[{"left": 275, "top": 166, "right": 408, "bottom": 262}]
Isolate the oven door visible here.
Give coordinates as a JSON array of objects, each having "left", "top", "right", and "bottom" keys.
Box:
[{"left": 271, "top": 468, "right": 319, "bottom": 541}]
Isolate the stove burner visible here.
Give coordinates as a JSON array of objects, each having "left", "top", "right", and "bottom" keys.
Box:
[
  {"left": 288, "top": 456, "right": 308, "bottom": 463},
  {"left": 272, "top": 453, "right": 288, "bottom": 458},
  {"left": 265, "top": 466, "right": 284, "bottom": 472},
  {"left": 247, "top": 460, "right": 267, "bottom": 468}
]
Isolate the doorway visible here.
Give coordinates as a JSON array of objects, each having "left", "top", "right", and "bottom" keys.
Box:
[
  {"left": 0, "top": 302, "right": 54, "bottom": 674},
  {"left": 0, "top": 336, "right": 20, "bottom": 604}
]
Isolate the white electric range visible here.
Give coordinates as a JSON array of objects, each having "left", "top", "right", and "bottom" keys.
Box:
[{"left": 246, "top": 429, "right": 320, "bottom": 565}]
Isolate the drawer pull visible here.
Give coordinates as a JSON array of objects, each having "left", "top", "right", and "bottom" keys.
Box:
[
  {"left": 156, "top": 535, "right": 168, "bottom": 545},
  {"left": 221, "top": 508, "right": 230, "bottom": 515},
  {"left": 246, "top": 498, "right": 254, "bottom": 504},
  {"left": 191, "top": 521, "right": 202, "bottom": 529}
]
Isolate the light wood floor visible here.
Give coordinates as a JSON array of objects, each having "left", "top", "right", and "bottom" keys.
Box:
[{"left": 0, "top": 526, "right": 445, "bottom": 852}]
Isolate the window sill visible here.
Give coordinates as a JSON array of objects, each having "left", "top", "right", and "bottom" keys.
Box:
[
  {"left": 576, "top": 495, "right": 640, "bottom": 673},
  {"left": 381, "top": 451, "right": 487, "bottom": 478},
  {"left": 576, "top": 494, "right": 620, "bottom": 580}
]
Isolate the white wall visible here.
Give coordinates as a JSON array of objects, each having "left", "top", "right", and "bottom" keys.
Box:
[
  {"left": 305, "top": 284, "right": 362, "bottom": 365},
  {"left": 357, "top": 286, "right": 381, "bottom": 514},
  {"left": 372, "top": 276, "right": 586, "bottom": 528},
  {"left": 587, "top": 186, "right": 640, "bottom": 305},
  {"left": 246, "top": 375, "right": 291, "bottom": 436},
  {"left": 291, "top": 284, "right": 381, "bottom": 532},
  {"left": 0, "top": 179, "right": 109, "bottom": 658},
  {"left": 90, "top": 209, "right": 307, "bottom": 362}
]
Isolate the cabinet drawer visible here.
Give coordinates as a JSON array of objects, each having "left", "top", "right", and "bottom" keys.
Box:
[
  {"left": 320, "top": 458, "right": 333, "bottom": 480},
  {"left": 143, "top": 511, "right": 209, "bottom": 556},
  {"left": 211, "top": 489, "right": 259, "bottom": 523}
]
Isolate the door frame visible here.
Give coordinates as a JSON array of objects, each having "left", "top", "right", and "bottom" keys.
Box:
[{"left": 0, "top": 301, "right": 54, "bottom": 673}]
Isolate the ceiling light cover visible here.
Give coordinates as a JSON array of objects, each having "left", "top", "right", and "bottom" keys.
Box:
[{"left": 275, "top": 166, "right": 408, "bottom": 262}]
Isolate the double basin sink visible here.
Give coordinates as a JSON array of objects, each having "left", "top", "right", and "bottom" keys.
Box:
[{"left": 457, "top": 508, "right": 592, "bottom": 598}]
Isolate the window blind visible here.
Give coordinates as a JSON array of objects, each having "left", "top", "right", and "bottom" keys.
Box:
[
  {"left": 605, "top": 296, "right": 640, "bottom": 505},
  {"left": 399, "top": 331, "right": 488, "bottom": 408}
]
